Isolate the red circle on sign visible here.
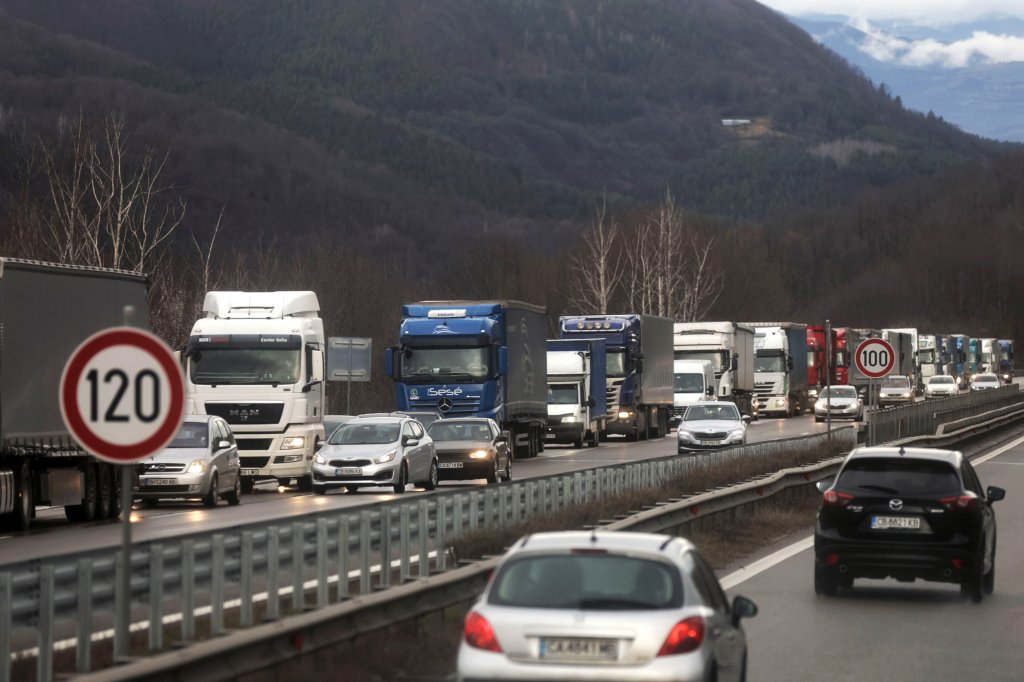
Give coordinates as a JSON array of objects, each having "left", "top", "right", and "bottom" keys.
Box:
[
  {"left": 60, "top": 328, "right": 185, "bottom": 463},
  {"left": 854, "top": 338, "right": 896, "bottom": 379}
]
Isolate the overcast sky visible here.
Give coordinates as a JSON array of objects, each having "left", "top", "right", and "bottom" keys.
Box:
[{"left": 758, "top": 1, "right": 1024, "bottom": 25}]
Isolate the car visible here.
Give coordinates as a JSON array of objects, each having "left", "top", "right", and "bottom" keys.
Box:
[
  {"left": 676, "top": 402, "right": 750, "bottom": 454},
  {"left": 426, "top": 418, "right": 512, "bottom": 484},
  {"left": 322, "top": 415, "right": 357, "bottom": 441},
  {"left": 813, "top": 385, "right": 864, "bottom": 422},
  {"left": 311, "top": 416, "right": 438, "bottom": 494},
  {"left": 924, "top": 375, "right": 960, "bottom": 399},
  {"left": 970, "top": 373, "right": 1001, "bottom": 391},
  {"left": 877, "top": 375, "right": 915, "bottom": 406},
  {"left": 814, "top": 446, "right": 1005, "bottom": 602},
  {"left": 457, "top": 530, "right": 758, "bottom": 682},
  {"left": 358, "top": 411, "right": 444, "bottom": 429},
  {"left": 134, "top": 415, "right": 242, "bottom": 507}
]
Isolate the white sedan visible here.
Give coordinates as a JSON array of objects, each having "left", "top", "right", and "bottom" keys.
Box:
[
  {"left": 970, "top": 373, "right": 1002, "bottom": 391},
  {"left": 814, "top": 386, "right": 863, "bottom": 421},
  {"left": 924, "top": 375, "right": 959, "bottom": 399},
  {"left": 676, "top": 402, "right": 750, "bottom": 454}
]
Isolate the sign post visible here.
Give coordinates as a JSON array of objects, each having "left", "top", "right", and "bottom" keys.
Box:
[
  {"left": 854, "top": 338, "right": 895, "bottom": 446},
  {"left": 60, "top": 325, "right": 185, "bottom": 660},
  {"left": 825, "top": 319, "right": 832, "bottom": 441}
]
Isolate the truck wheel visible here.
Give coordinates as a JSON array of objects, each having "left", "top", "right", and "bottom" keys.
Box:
[
  {"left": 5, "top": 463, "right": 33, "bottom": 531},
  {"left": 108, "top": 466, "right": 124, "bottom": 520},
  {"left": 638, "top": 412, "right": 649, "bottom": 441},
  {"left": 96, "top": 465, "right": 113, "bottom": 520},
  {"left": 65, "top": 464, "right": 98, "bottom": 522},
  {"left": 587, "top": 429, "right": 600, "bottom": 448},
  {"left": 573, "top": 430, "right": 584, "bottom": 449}
]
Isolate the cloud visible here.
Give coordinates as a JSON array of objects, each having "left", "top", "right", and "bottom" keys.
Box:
[
  {"left": 759, "top": 0, "right": 1024, "bottom": 25},
  {"left": 850, "top": 18, "right": 1024, "bottom": 67}
]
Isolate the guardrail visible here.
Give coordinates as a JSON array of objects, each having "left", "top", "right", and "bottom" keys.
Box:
[
  {"left": 2, "top": 427, "right": 857, "bottom": 682},
  {"left": 869, "top": 383, "right": 1022, "bottom": 444}
]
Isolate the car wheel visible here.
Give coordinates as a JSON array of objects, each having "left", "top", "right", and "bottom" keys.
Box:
[
  {"left": 961, "top": 543, "right": 985, "bottom": 603},
  {"left": 202, "top": 474, "right": 219, "bottom": 508},
  {"left": 983, "top": 532, "right": 996, "bottom": 595},
  {"left": 503, "top": 456, "right": 512, "bottom": 481},
  {"left": 313, "top": 484, "right": 327, "bottom": 495},
  {"left": 393, "top": 463, "right": 408, "bottom": 494},
  {"left": 345, "top": 485, "right": 360, "bottom": 493},
  {"left": 814, "top": 564, "right": 838, "bottom": 596},
  {"left": 421, "top": 460, "right": 439, "bottom": 491},
  {"left": 815, "top": 416, "right": 822, "bottom": 423},
  {"left": 241, "top": 478, "right": 255, "bottom": 495},
  {"left": 224, "top": 475, "right": 242, "bottom": 506},
  {"left": 297, "top": 475, "right": 314, "bottom": 493},
  {"left": 486, "top": 457, "right": 499, "bottom": 485}
]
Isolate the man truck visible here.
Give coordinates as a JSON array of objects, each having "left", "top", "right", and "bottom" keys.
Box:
[
  {"left": 672, "top": 322, "right": 755, "bottom": 419},
  {"left": 183, "top": 291, "right": 326, "bottom": 493},
  {"left": 388, "top": 301, "right": 548, "bottom": 459},
  {"left": 559, "top": 315, "right": 674, "bottom": 441},
  {"left": 545, "top": 339, "right": 607, "bottom": 448},
  {"left": 747, "top": 323, "right": 809, "bottom": 417}
]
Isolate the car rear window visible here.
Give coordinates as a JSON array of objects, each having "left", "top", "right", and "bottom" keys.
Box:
[
  {"left": 488, "top": 552, "right": 683, "bottom": 610},
  {"left": 837, "top": 458, "right": 962, "bottom": 496}
]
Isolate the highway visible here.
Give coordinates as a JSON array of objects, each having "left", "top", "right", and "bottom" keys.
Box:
[
  {"left": 724, "top": 430, "right": 1024, "bottom": 680},
  {"left": 0, "top": 414, "right": 842, "bottom": 565}
]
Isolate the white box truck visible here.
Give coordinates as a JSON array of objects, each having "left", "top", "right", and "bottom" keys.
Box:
[
  {"left": 673, "top": 322, "right": 755, "bottom": 419},
  {"left": 545, "top": 339, "right": 607, "bottom": 448}
]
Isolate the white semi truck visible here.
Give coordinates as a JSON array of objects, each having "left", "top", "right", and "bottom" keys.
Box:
[
  {"left": 747, "top": 323, "right": 809, "bottom": 418},
  {"left": 673, "top": 322, "right": 755, "bottom": 419},
  {"left": 183, "top": 292, "right": 326, "bottom": 493}
]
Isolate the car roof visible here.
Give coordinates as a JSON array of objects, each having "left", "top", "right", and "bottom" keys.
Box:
[
  {"left": 845, "top": 446, "right": 963, "bottom": 467},
  {"left": 685, "top": 401, "right": 738, "bottom": 408},
  {"left": 507, "top": 530, "right": 695, "bottom": 556},
  {"left": 184, "top": 414, "right": 219, "bottom": 424},
  {"left": 974, "top": 373, "right": 998, "bottom": 379},
  {"left": 350, "top": 416, "right": 406, "bottom": 424}
]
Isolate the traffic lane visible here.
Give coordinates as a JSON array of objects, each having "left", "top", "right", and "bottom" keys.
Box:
[
  {"left": 728, "top": 435, "right": 1024, "bottom": 681},
  {"left": 0, "top": 415, "right": 830, "bottom": 564}
]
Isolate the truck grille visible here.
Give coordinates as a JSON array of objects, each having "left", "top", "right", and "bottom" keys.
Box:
[
  {"left": 606, "top": 381, "right": 623, "bottom": 409},
  {"left": 236, "top": 439, "right": 274, "bottom": 451},
  {"left": 240, "top": 456, "right": 271, "bottom": 468},
  {"left": 754, "top": 381, "right": 777, "bottom": 398},
  {"left": 205, "top": 402, "right": 285, "bottom": 425},
  {"left": 435, "top": 397, "right": 481, "bottom": 417}
]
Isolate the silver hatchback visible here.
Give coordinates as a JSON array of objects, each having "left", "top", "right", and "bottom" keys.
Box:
[{"left": 457, "top": 531, "right": 757, "bottom": 681}]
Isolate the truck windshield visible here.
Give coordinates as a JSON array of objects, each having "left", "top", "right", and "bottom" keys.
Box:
[
  {"left": 674, "top": 350, "right": 726, "bottom": 373},
  {"left": 606, "top": 351, "right": 627, "bottom": 378},
  {"left": 400, "top": 347, "right": 490, "bottom": 382},
  {"left": 547, "top": 384, "right": 580, "bottom": 405},
  {"left": 190, "top": 349, "right": 300, "bottom": 385},
  {"left": 674, "top": 373, "right": 704, "bottom": 393},
  {"left": 981, "top": 352, "right": 993, "bottom": 362},
  {"left": 755, "top": 354, "right": 785, "bottom": 373},
  {"left": 919, "top": 350, "right": 936, "bottom": 363}
]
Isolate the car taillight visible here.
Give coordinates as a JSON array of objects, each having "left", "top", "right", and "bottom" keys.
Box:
[
  {"left": 939, "top": 493, "right": 977, "bottom": 512},
  {"left": 657, "top": 616, "right": 705, "bottom": 656},
  {"left": 464, "top": 611, "right": 502, "bottom": 652},
  {"left": 822, "top": 490, "right": 854, "bottom": 507}
]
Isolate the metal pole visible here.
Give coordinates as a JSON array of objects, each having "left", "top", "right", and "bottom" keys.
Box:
[
  {"left": 825, "top": 319, "right": 832, "bottom": 440},
  {"left": 114, "top": 465, "right": 132, "bottom": 660},
  {"left": 869, "top": 378, "right": 875, "bottom": 446},
  {"left": 346, "top": 340, "right": 353, "bottom": 416}
]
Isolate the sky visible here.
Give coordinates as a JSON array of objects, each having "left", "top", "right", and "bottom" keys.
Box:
[{"left": 758, "top": 1, "right": 1024, "bottom": 24}]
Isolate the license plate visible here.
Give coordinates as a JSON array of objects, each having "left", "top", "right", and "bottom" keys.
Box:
[
  {"left": 336, "top": 467, "right": 361, "bottom": 476},
  {"left": 545, "top": 433, "right": 556, "bottom": 439},
  {"left": 437, "top": 462, "right": 463, "bottom": 469},
  {"left": 144, "top": 478, "right": 177, "bottom": 486},
  {"left": 701, "top": 440, "right": 722, "bottom": 446},
  {"left": 540, "top": 637, "right": 617, "bottom": 662},
  {"left": 871, "top": 515, "right": 921, "bottom": 530},
  {"left": 240, "top": 469, "right": 260, "bottom": 476}
]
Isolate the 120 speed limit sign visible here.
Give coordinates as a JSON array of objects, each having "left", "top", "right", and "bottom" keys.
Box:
[
  {"left": 60, "top": 327, "right": 186, "bottom": 464},
  {"left": 854, "top": 338, "right": 896, "bottom": 379}
]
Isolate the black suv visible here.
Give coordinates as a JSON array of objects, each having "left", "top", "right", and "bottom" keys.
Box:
[{"left": 814, "top": 446, "right": 1005, "bottom": 602}]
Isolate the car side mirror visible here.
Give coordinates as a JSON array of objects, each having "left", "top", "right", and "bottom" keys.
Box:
[
  {"left": 402, "top": 437, "right": 419, "bottom": 447},
  {"left": 496, "top": 434, "right": 508, "bottom": 444},
  {"left": 217, "top": 440, "right": 232, "bottom": 450},
  {"left": 731, "top": 595, "right": 758, "bottom": 627},
  {"left": 815, "top": 479, "right": 833, "bottom": 494},
  {"left": 742, "top": 415, "right": 752, "bottom": 424},
  {"left": 706, "top": 387, "right": 714, "bottom": 396},
  {"left": 987, "top": 486, "right": 1006, "bottom": 502}
]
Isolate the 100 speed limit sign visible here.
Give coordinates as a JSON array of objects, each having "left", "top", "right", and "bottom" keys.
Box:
[
  {"left": 854, "top": 338, "right": 896, "bottom": 379},
  {"left": 60, "top": 327, "right": 186, "bottom": 464}
]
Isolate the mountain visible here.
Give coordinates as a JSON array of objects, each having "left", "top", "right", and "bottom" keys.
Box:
[
  {"left": 788, "top": 13, "right": 1024, "bottom": 142},
  {"left": 0, "top": 0, "right": 1005, "bottom": 248}
]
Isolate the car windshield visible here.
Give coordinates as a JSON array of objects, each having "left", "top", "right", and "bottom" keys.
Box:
[
  {"left": 428, "top": 422, "right": 492, "bottom": 442},
  {"left": 683, "top": 405, "right": 740, "bottom": 422},
  {"left": 929, "top": 376, "right": 955, "bottom": 385},
  {"left": 399, "top": 347, "right": 490, "bottom": 382},
  {"left": 820, "top": 387, "right": 858, "bottom": 400},
  {"left": 190, "top": 348, "right": 300, "bottom": 385},
  {"left": 836, "top": 458, "right": 961, "bottom": 496},
  {"left": 674, "top": 373, "right": 705, "bottom": 393},
  {"left": 547, "top": 384, "right": 579, "bottom": 405},
  {"left": 328, "top": 422, "right": 400, "bottom": 445},
  {"left": 755, "top": 354, "right": 785, "bottom": 373},
  {"left": 167, "top": 422, "right": 209, "bottom": 448},
  {"left": 882, "top": 376, "right": 911, "bottom": 388},
  {"left": 974, "top": 374, "right": 998, "bottom": 382},
  {"left": 488, "top": 553, "right": 683, "bottom": 610}
]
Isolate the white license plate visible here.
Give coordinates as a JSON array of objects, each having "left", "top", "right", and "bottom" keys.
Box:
[
  {"left": 437, "top": 462, "right": 463, "bottom": 469},
  {"left": 144, "top": 478, "right": 177, "bottom": 486},
  {"left": 871, "top": 515, "right": 921, "bottom": 530},
  {"left": 545, "top": 433, "right": 556, "bottom": 439},
  {"left": 336, "top": 467, "right": 362, "bottom": 476},
  {"left": 240, "top": 469, "right": 260, "bottom": 476},
  {"left": 540, "top": 637, "right": 617, "bottom": 662},
  {"left": 701, "top": 440, "right": 722, "bottom": 446}
]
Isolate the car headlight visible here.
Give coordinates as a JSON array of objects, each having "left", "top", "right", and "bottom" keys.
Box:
[
  {"left": 186, "top": 460, "right": 207, "bottom": 474},
  {"left": 469, "top": 449, "right": 490, "bottom": 460},
  {"left": 728, "top": 428, "right": 745, "bottom": 438},
  {"left": 281, "top": 436, "right": 306, "bottom": 450},
  {"left": 374, "top": 450, "right": 397, "bottom": 464},
  {"left": 809, "top": 389, "right": 818, "bottom": 398},
  {"left": 815, "top": 401, "right": 824, "bottom": 410},
  {"left": 314, "top": 454, "right": 326, "bottom": 465},
  {"left": 677, "top": 429, "right": 693, "bottom": 441},
  {"left": 561, "top": 415, "right": 577, "bottom": 423}
]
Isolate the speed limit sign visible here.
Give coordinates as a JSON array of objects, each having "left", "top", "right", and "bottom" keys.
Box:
[
  {"left": 854, "top": 338, "right": 896, "bottom": 379},
  {"left": 60, "top": 327, "right": 186, "bottom": 463}
]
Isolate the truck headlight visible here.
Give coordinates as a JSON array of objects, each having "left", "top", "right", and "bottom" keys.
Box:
[
  {"left": 617, "top": 410, "right": 631, "bottom": 419},
  {"left": 902, "top": 392, "right": 911, "bottom": 398},
  {"left": 281, "top": 437, "right": 306, "bottom": 450},
  {"left": 561, "top": 415, "right": 577, "bottom": 423},
  {"left": 314, "top": 454, "right": 326, "bottom": 465},
  {"left": 374, "top": 450, "right": 397, "bottom": 464},
  {"left": 186, "top": 460, "right": 207, "bottom": 474},
  {"left": 469, "top": 449, "right": 490, "bottom": 459},
  {"left": 774, "top": 399, "right": 786, "bottom": 408}
]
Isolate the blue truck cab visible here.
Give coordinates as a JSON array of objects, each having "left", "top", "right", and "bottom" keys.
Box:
[
  {"left": 386, "top": 301, "right": 548, "bottom": 459},
  {"left": 998, "top": 339, "right": 1015, "bottom": 383}
]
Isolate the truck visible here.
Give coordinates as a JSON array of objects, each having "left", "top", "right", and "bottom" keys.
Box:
[
  {"left": 388, "top": 301, "right": 548, "bottom": 459},
  {"left": 882, "top": 329, "right": 919, "bottom": 390},
  {"left": 0, "top": 259, "right": 150, "bottom": 529},
  {"left": 559, "top": 315, "right": 674, "bottom": 441},
  {"left": 183, "top": 291, "right": 326, "bottom": 493},
  {"left": 917, "top": 333, "right": 947, "bottom": 382},
  {"left": 979, "top": 338, "right": 999, "bottom": 373},
  {"left": 671, "top": 359, "right": 717, "bottom": 424},
  {"left": 806, "top": 325, "right": 838, "bottom": 401},
  {"left": 834, "top": 327, "right": 857, "bottom": 387},
  {"left": 746, "top": 323, "right": 809, "bottom": 417},
  {"left": 949, "top": 334, "right": 972, "bottom": 388},
  {"left": 998, "top": 339, "right": 1015, "bottom": 383},
  {"left": 545, "top": 339, "right": 607, "bottom": 448},
  {"left": 672, "top": 322, "right": 755, "bottom": 419},
  {"left": 968, "top": 338, "right": 982, "bottom": 376}
]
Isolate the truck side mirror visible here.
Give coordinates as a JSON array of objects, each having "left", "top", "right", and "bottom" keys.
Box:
[
  {"left": 706, "top": 386, "right": 714, "bottom": 396},
  {"left": 385, "top": 347, "right": 396, "bottom": 379},
  {"left": 787, "top": 357, "right": 794, "bottom": 370},
  {"left": 635, "top": 358, "right": 644, "bottom": 373},
  {"left": 732, "top": 356, "right": 738, "bottom": 371},
  {"left": 587, "top": 397, "right": 595, "bottom": 408},
  {"left": 499, "top": 346, "right": 508, "bottom": 375}
]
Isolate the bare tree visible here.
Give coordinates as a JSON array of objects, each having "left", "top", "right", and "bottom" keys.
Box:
[{"left": 565, "top": 198, "right": 624, "bottom": 313}]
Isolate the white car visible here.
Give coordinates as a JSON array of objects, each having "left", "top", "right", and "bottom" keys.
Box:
[
  {"left": 924, "top": 375, "right": 959, "bottom": 399},
  {"left": 970, "top": 373, "right": 1002, "bottom": 391},
  {"left": 814, "top": 386, "right": 863, "bottom": 422},
  {"left": 877, "top": 375, "right": 915, "bottom": 406},
  {"left": 676, "top": 402, "right": 749, "bottom": 454},
  {"left": 457, "top": 531, "right": 758, "bottom": 682}
]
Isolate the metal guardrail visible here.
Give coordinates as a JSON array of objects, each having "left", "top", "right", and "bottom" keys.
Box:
[
  {"left": 869, "top": 384, "right": 1022, "bottom": 444},
  {"left": 2, "top": 427, "right": 856, "bottom": 681}
]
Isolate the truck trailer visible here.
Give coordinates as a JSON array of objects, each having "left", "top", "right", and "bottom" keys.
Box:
[
  {"left": 0, "top": 259, "right": 150, "bottom": 529},
  {"left": 545, "top": 339, "right": 607, "bottom": 448},
  {"left": 672, "top": 322, "right": 755, "bottom": 419},
  {"left": 747, "top": 323, "right": 809, "bottom": 417}
]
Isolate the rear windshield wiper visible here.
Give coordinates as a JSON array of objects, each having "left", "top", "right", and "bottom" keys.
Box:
[
  {"left": 856, "top": 484, "right": 900, "bottom": 494},
  {"left": 577, "top": 598, "right": 660, "bottom": 610}
]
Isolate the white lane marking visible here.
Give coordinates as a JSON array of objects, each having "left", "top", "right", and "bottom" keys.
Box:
[
  {"left": 973, "top": 432, "right": 1024, "bottom": 466},
  {"left": 719, "top": 536, "right": 814, "bottom": 591}
]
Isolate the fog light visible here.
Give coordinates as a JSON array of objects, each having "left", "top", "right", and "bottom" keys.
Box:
[
  {"left": 952, "top": 558, "right": 965, "bottom": 570},
  {"left": 825, "top": 553, "right": 840, "bottom": 566}
]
